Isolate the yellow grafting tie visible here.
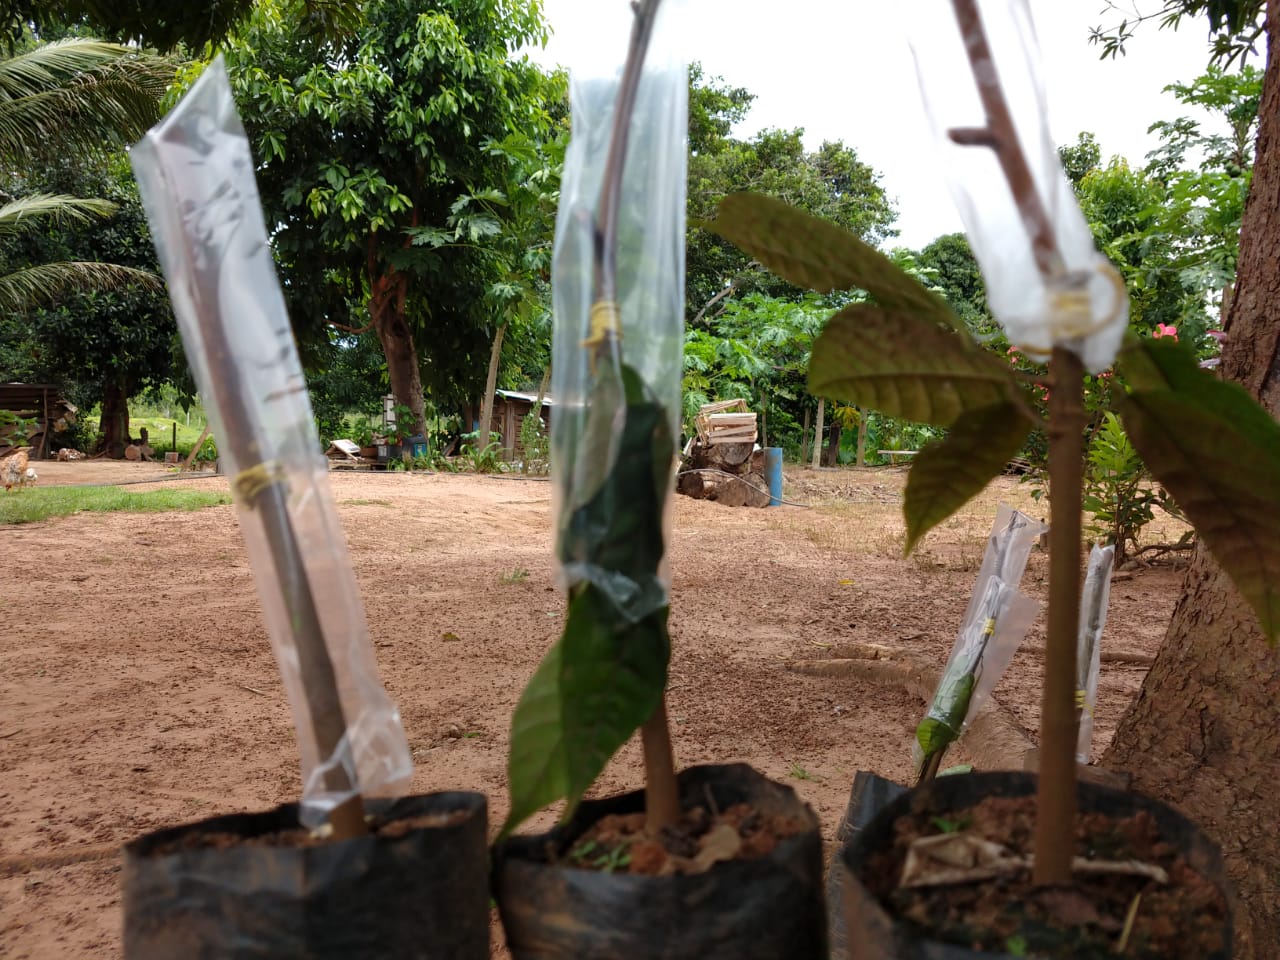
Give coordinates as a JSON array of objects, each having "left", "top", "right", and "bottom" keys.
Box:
[
  {"left": 581, "top": 301, "right": 622, "bottom": 352},
  {"left": 982, "top": 617, "right": 997, "bottom": 637},
  {"left": 232, "top": 460, "right": 286, "bottom": 507},
  {"left": 1074, "top": 688, "right": 1095, "bottom": 718},
  {"left": 1012, "top": 260, "right": 1128, "bottom": 359}
]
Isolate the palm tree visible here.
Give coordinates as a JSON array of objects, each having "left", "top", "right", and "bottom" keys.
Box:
[
  {"left": 0, "top": 38, "right": 171, "bottom": 311},
  {"left": 0, "top": 191, "right": 160, "bottom": 313}
]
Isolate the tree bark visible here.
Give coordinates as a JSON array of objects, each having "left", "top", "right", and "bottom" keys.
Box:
[
  {"left": 100, "top": 381, "right": 129, "bottom": 458},
  {"left": 368, "top": 240, "right": 426, "bottom": 438},
  {"left": 822, "top": 419, "right": 842, "bottom": 467},
  {"left": 810, "top": 397, "right": 824, "bottom": 470},
  {"left": 477, "top": 322, "right": 506, "bottom": 453},
  {"left": 1105, "top": 7, "right": 1280, "bottom": 955},
  {"left": 856, "top": 407, "right": 868, "bottom": 468},
  {"left": 801, "top": 405, "right": 811, "bottom": 463}
]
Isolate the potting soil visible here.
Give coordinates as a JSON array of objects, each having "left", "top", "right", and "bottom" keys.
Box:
[
  {"left": 864, "top": 794, "right": 1228, "bottom": 959},
  {"left": 563, "top": 801, "right": 807, "bottom": 876}
]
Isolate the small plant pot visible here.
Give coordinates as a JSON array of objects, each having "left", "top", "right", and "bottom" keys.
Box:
[
  {"left": 122, "top": 791, "right": 488, "bottom": 960},
  {"left": 826, "top": 771, "right": 908, "bottom": 957},
  {"left": 835, "top": 771, "right": 1232, "bottom": 959},
  {"left": 493, "top": 763, "right": 827, "bottom": 959}
]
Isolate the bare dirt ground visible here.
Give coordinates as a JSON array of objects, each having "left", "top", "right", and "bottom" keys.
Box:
[{"left": 0, "top": 461, "right": 1189, "bottom": 958}]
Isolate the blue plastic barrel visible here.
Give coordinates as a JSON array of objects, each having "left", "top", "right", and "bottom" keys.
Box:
[{"left": 764, "top": 447, "right": 784, "bottom": 506}]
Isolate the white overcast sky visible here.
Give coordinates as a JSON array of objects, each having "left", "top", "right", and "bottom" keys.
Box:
[{"left": 525, "top": 0, "right": 1225, "bottom": 249}]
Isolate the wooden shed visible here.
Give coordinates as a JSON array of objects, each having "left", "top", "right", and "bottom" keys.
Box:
[
  {"left": 0, "top": 383, "right": 77, "bottom": 459},
  {"left": 488, "top": 389, "right": 553, "bottom": 462}
]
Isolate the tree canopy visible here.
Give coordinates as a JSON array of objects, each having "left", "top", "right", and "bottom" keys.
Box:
[
  {"left": 686, "top": 65, "right": 898, "bottom": 323},
  {"left": 222, "top": 0, "right": 560, "bottom": 434}
]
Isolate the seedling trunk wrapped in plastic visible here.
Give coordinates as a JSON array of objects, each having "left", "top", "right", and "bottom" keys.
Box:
[
  {"left": 915, "top": 506, "right": 1042, "bottom": 781},
  {"left": 1075, "top": 543, "right": 1115, "bottom": 763},
  {"left": 130, "top": 58, "right": 411, "bottom": 832},
  {"left": 504, "top": 0, "right": 687, "bottom": 834}
]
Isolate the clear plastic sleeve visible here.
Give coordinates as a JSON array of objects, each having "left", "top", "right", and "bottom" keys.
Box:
[
  {"left": 1075, "top": 544, "right": 1116, "bottom": 762},
  {"left": 914, "top": 506, "right": 1045, "bottom": 773},
  {"left": 549, "top": 7, "right": 687, "bottom": 613},
  {"left": 130, "top": 57, "right": 411, "bottom": 826},
  {"left": 909, "top": 0, "right": 1128, "bottom": 373}
]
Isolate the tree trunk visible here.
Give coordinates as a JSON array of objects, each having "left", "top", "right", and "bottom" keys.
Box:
[
  {"left": 822, "top": 420, "right": 842, "bottom": 467},
  {"left": 477, "top": 322, "right": 507, "bottom": 453},
  {"left": 368, "top": 243, "right": 426, "bottom": 438},
  {"left": 810, "top": 397, "right": 824, "bottom": 470},
  {"left": 1105, "top": 8, "right": 1280, "bottom": 955},
  {"left": 856, "top": 407, "right": 868, "bottom": 467},
  {"left": 534, "top": 363, "right": 551, "bottom": 410},
  {"left": 801, "top": 405, "right": 811, "bottom": 463},
  {"left": 100, "top": 381, "right": 129, "bottom": 458}
]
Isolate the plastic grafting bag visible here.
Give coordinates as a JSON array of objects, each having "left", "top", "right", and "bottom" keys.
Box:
[
  {"left": 914, "top": 505, "right": 1044, "bottom": 773},
  {"left": 549, "top": 5, "right": 687, "bottom": 617},
  {"left": 909, "top": 0, "right": 1128, "bottom": 373},
  {"left": 130, "top": 57, "right": 411, "bottom": 826},
  {"left": 1076, "top": 543, "right": 1116, "bottom": 762}
]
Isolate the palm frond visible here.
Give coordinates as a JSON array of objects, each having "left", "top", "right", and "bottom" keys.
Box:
[
  {"left": 0, "top": 39, "right": 174, "bottom": 165},
  {"left": 0, "top": 194, "right": 118, "bottom": 237},
  {"left": 0, "top": 261, "right": 162, "bottom": 313}
]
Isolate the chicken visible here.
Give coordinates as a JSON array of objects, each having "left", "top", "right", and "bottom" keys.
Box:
[{"left": 3, "top": 448, "right": 30, "bottom": 492}]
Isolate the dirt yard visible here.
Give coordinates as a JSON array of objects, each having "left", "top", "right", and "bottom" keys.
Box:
[{"left": 0, "top": 461, "right": 1188, "bottom": 958}]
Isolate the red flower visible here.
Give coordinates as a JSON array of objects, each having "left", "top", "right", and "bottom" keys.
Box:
[{"left": 1153, "top": 323, "right": 1178, "bottom": 341}]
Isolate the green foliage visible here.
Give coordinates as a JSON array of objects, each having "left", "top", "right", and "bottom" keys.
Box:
[
  {"left": 1058, "top": 131, "right": 1102, "bottom": 187},
  {"left": 306, "top": 332, "right": 389, "bottom": 443},
  {"left": 905, "top": 404, "right": 1033, "bottom": 554},
  {"left": 710, "top": 192, "right": 1029, "bottom": 547},
  {"left": 505, "top": 366, "right": 674, "bottom": 834},
  {"left": 458, "top": 436, "right": 505, "bottom": 474},
  {"left": 1089, "top": 1, "right": 1264, "bottom": 68},
  {"left": 223, "top": 0, "right": 559, "bottom": 421},
  {"left": 681, "top": 291, "right": 827, "bottom": 449},
  {"left": 1081, "top": 412, "right": 1181, "bottom": 566},
  {"left": 0, "top": 39, "right": 171, "bottom": 421},
  {"left": 0, "top": 153, "right": 180, "bottom": 439},
  {"left": 518, "top": 406, "right": 549, "bottom": 476},
  {"left": 914, "top": 232, "right": 996, "bottom": 340},
  {"left": 1118, "top": 338, "right": 1280, "bottom": 643},
  {"left": 0, "top": 38, "right": 172, "bottom": 167},
  {"left": 808, "top": 305, "right": 1021, "bottom": 424},
  {"left": 686, "top": 67, "right": 896, "bottom": 320},
  {"left": 6, "top": 0, "right": 363, "bottom": 51},
  {"left": 505, "top": 593, "right": 667, "bottom": 838},
  {"left": 0, "top": 486, "right": 230, "bottom": 524},
  {"left": 706, "top": 193, "right": 963, "bottom": 335}
]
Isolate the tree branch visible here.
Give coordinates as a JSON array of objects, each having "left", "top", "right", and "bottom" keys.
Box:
[{"left": 328, "top": 319, "right": 373, "bottom": 335}]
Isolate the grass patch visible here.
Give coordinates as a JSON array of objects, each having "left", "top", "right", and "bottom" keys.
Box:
[{"left": 0, "top": 486, "right": 231, "bottom": 525}]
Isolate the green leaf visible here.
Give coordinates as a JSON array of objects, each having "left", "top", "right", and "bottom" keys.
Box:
[
  {"left": 1117, "top": 339, "right": 1280, "bottom": 643},
  {"left": 503, "top": 588, "right": 669, "bottom": 835},
  {"left": 502, "top": 638, "right": 568, "bottom": 834},
  {"left": 904, "top": 403, "right": 1033, "bottom": 554},
  {"left": 705, "top": 193, "right": 967, "bottom": 337},
  {"left": 505, "top": 364, "right": 676, "bottom": 834},
  {"left": 809, "top": 304, "right": 1021, "bottom": 425}
]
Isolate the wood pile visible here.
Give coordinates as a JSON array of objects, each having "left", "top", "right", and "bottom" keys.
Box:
[
  {"left": 677, "top": 400, "right": 770, "bottom": 508},
  {"left": 694, "top": 399, "right": 758, "bottom": 446}
]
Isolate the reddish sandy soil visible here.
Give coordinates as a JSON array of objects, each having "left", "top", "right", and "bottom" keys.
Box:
[{"left": 0, "top": 461, "right": 1188, "bottom": 958}]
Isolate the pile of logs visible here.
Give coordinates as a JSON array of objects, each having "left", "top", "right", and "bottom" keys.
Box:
[{"left": 676, "top": 400, "right": 771, "bottom": 508}]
